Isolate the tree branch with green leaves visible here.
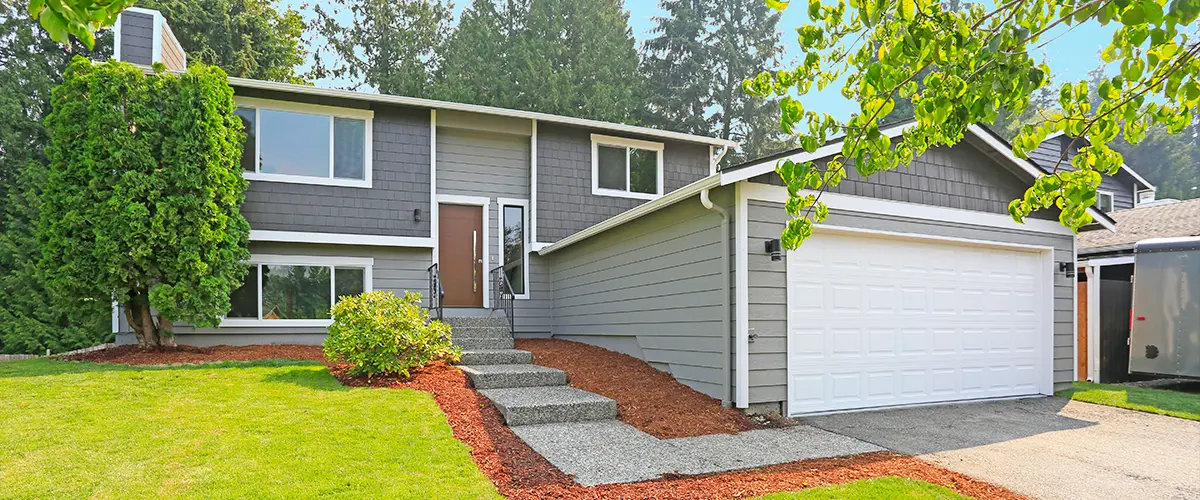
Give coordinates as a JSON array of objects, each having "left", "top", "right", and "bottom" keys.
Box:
[
  {"left": 748, "top": 0, "right": 1200, "bottom": 249},
  {"left": 27, "top": 0, "right": 136, "bottom": 49}
]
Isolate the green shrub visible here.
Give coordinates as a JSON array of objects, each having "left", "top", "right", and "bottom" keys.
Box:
[{"left": 323, "top": 291, "right": 459, "bottom": 377}]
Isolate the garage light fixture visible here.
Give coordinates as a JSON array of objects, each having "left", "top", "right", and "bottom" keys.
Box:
[
  {"left": 765, "top": 239, "right": 783, "bottom": 261},
  {"left": 1058, "top": 261, "right": 1075, "bottom": 279}
]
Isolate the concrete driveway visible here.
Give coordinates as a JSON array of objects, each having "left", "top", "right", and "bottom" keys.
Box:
[{"left": 802, "top": 397, "right": 1200, "bottom": 500}]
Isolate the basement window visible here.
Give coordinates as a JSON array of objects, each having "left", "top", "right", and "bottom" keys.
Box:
[{"left": 222, "top": 255, "right": 373, "bottom": 327}]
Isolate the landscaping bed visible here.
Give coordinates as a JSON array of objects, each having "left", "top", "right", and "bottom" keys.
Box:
[
  {"left": 516, "top": 338, "right": 791, "bottom": 439},
  {"left": 61, "top": 344, "right": 1023, "bottom": 499}
]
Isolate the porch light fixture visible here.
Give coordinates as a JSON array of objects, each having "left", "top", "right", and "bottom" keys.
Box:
[
  {"left": 1058, "top": 261, "right": 1076, "bottom": 279},
  {"left": 765, "top": 239, "right": 783, "bottom": 262},
  {"left": 413, "top": 208, "right": 422, "bottom": 223}
]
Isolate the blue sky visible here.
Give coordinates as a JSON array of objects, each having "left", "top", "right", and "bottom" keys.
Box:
[{"left": 289, "top": 1, "right": 1116, "bottom": 120}]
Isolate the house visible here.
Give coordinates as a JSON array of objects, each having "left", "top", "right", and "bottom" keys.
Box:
[
  {"left": 111, "top": 9, "right": 1117, "bottom": 417},
  {"left": 1077, "top": 197, "right": 1200, "bottom": 382}
]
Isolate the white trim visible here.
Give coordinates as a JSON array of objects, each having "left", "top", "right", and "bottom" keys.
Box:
[
  {"left": 1078, "top": 255, "right": 1135, "bottom": 267},
  {"left": 530, "top": 119, "right": 539, "bottom": 245},
  {"left": 227, "top": 76, "right": 738, "bottom": 148},
  {"left": 159, "top": 15, "right": 184, "bottom": 66},
  {"left": 1096, "top": 190, "right": 1115, "bottom": 213},
  {"left": 531, "top": 242, "right": 552, "bottom": 252},
  {"left": 234, "top": 96, "right": 374, "bottom": 189},
  {"left": 591, "top": 134, "right": 665, "bottom": 200},
  {"left": 538, "top": 174, "right": 721, "bottom": 255},
  {"left": 112, "top": 13, "right": 122, "bottom": 61},
  {"left": 1072, "top": 234, "right": 1079, "bottom": 382},
  {"left": 497, "top": 197, "right": 531, "bottom": 300},
  {"left": 811, "top": 224, "right": 1056, "bottom": 253},
  {"left": 249, "top": 230, "right": 435, "bottom": 248},
  {"left": 1085, "top": 264, "right": 1101, "bottom": 381},
  {"left": 1122, "top": 164, "right": 1157, "bottom": 190},
  {"left": 111, "top": 300, "right": 120, "bottom": 333},
  {"left": 735, "top": 182, "right": 750, "bottom": 408},
  {"left": 722, "top": 124, "right": 1116, "bottom": 232},
  {"left": 220, "top": 254, "right": 373, "bottom": 327},
  {"left": 435, "top": 194, "right": 491, "bottom": 308},
  {"left": 741, "top": 182, "right": 1079, "bottom": 236},
  {"left": 430, "top": 110, "right": 438, "bottom": 265},
  {"left": 149, "top": 10, "right": 162, "bottom": 63}
]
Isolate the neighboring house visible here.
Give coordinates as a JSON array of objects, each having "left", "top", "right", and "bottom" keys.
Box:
[
  {"left": 1076, "top": 198, "right": 1200, "bottom": 383},
  {"left": 112, "top": 9, "right": 1118, "bottom": 417}
]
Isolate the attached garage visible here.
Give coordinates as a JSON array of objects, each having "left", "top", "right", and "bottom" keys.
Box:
[{"left": 784, "top": 228, "right": 1053, "bottom": 414}]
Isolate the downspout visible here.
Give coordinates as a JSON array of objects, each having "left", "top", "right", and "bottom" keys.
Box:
[{"left": 700, "top": 187, "right": 732, "bottom": 407}]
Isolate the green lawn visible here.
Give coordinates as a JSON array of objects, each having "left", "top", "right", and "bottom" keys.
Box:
[
  {"left": 0, "top": 358, "right": 500, "bottom": 499},
  {"left": 752, "top": 477, "right": 969, "bottom": 499},
  {"left": 1056, "top": 381, "right": 1200, "bottom": 421}
]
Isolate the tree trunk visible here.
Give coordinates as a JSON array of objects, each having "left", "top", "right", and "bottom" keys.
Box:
[{"left": 124, "top": 289, "right": 174, "bottom": 348}]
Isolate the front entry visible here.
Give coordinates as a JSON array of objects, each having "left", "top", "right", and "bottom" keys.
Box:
[{"left": 438, "top": 203, "right": 485, "bottom": 307}]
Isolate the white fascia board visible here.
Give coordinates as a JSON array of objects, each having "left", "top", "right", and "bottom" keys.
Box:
[
  {"left": 249, "top": 230, "right": 435, "bottom": 248},
  {"left": 719, "top": 122, "right": 913, "bottom": 185},
  {"left": 537, "top": 174, "right": 721, "bottom": 255},
  {"left": 1078, "top": 255, "right": 1135, "bottom": 267},
  {"left": 741, "top": 182, "right": 1078, "bottom": 236},
  {"left": 227, "top": 77, "right": 738, "bottom": 149}
]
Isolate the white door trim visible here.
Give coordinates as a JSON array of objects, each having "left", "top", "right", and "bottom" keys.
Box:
[
  {"left": 436, "top": 194, "right": 491, "bottom": 308},
  {"left": 496, "top": 197, "right": 531, "bottom": 300},
  {"left": 785, "top": 224, "right": 1056, "bottom": 416}
]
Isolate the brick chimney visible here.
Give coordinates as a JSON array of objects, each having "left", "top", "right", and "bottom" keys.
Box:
[{"left": 113, "top": 8, "right": 186, "bottom": 71}]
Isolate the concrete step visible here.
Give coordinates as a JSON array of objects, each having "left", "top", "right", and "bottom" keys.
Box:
[
  {"left": 444, "top": 315, "right": 509, "bottom": 329},
  {"left": 458, "top": 349, "right": 533, "bottom": 365},
  {"left": 453, "top": 336, "right": 514, "bottom": 350},
  {"left": 459, "top": 364, "right": 567, "bottom": 389},
  {"left": 449, "top": 326, "right": 512, "bottom": 339},
  {"left": 479, "top": 386, "right": 618, "bottom": 426}
]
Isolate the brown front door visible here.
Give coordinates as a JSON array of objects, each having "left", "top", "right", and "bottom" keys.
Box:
[{"left": 438, "top": 204, "right": 484, "bottom": 307}]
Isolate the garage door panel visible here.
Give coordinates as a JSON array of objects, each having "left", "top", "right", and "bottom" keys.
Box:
[{"left": 787, "top": 231, "right": 1049, "bottom": 415}]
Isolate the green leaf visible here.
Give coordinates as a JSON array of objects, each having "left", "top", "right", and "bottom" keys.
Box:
[
  {"left": 766, "top": 0, "right": 791, "bottom": 10},
  {"left": 899, "top": 0, "right": 917, "bottom": 20},
  {"left": 1122, "top": 4, "right": 1147, "bottom": 24}
]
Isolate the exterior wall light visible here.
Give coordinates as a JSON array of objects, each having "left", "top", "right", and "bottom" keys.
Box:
[{"left": 765, "top": 239, "right": 783, "bottom": 262}]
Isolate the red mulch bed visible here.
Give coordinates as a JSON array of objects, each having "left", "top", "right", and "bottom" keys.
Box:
[
  {"left": 516, "top": 338, "right": 791, "bottom": 439},
  {"left": 64, "top": 344, "right": 325, "bottom": 364},
  {"left": 70, "top": 344, "right": 1025, "bottom": 499}
]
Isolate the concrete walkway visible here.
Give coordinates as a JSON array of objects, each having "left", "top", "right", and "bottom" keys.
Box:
[
  {"left": 511, "top": 419, "right": 882, "bottom": 486},
  {"left": 803, "top": 397, "right": 1200, "bottom": 500}
]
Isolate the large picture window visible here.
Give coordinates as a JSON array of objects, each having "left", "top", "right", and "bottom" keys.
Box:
[
  {"left": 591, "top": 134, "right": 663, "bottom": 200},
  {"left": 223, "top": 255, "right": 372, "bottom": 326},
  {"left": 497, "top": 198, "right": 529, "bottom": 298},
  {"left": 235, "top": 97, "right": 373, "bottom": 188}
]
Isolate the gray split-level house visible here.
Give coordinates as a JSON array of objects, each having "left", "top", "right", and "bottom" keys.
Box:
[{"left": 112, "top": 8, "right": 1121, "bottom": 416}]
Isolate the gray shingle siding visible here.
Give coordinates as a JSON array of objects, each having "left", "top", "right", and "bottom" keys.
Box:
[
  {"left": 240, "top": 105, "right": 432, "bottom": 238},
  {"left": 547, "top": 197, "right": 728, "bottom": 399},
  {"left": 749, "top": 143, "right": 1045, "bottom": 217},
  {"left": 741, "top": 198, "right": 1077, "bottom": 406},
  {"left": 119, "top": 11, "right": 154, "bottom": 65},
  {"left": 1029, "top": 135, "right": 1135, "bottom": 210},
  {"left": 536, "top": 124, "right": 711, "bottom": 243}
]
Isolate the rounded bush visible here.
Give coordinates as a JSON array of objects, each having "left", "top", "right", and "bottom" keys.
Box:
[{"left": 323, "top": 291, "right": 459, "bottom": 377}]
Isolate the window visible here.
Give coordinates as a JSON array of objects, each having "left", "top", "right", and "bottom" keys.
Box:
[
  {"left": 235, "top": 97, "right": 373, "bottom": 188},
  {"left": 591, "top": 134, "right": 663, "bottom": 199},
  {"left": 223, "top": 255, "right": 372, "bottom": 326},
  {"left": 1096, "top": 190, "right": 1115, "bottom": 213},
  {"left": 497, "top": 199, "right": 529, "bottom": 298}
]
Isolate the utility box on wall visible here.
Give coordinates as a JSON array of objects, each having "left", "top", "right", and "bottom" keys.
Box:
[{"left": 1129, "top": 236, "right": 1200, "bottom": 379}]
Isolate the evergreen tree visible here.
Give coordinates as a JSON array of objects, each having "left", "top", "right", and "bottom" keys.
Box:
[
  {"left": 311, "top": 0, "right": 454, "bottom": 97},
  {"left": 434, "top": 0, "right": 518, "bottom": 108},
  {"left": 640, "top": 0, "right": 789, "bottom": 164},
  {"left": 137, "top": 0, "right": 308, "bottom": 83}
]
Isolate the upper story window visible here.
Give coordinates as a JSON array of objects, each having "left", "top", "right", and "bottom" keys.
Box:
[
  {"left": 1096, "top": 190, "right": 1115, "bottom": 213},
  {"left": 591, "top": 134, "right": 663, "bottom": 200},
  {"left": 235, "top": 97, "right": 373, "bottom": 188}
]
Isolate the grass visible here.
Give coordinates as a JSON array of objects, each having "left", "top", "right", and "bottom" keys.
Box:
[
  {"left": 751, "top": 477, "right": 969, "bottom": 499},
  {"left": 1056, "top": 381, "right": 1200, "bottom": 421},
  {"left": 0, "top": 358, "right": 500, "bottom": 499}
]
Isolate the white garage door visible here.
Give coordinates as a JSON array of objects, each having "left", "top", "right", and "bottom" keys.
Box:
[{"left": 786, "top": 229, "right": 1050, "bottom": 415}]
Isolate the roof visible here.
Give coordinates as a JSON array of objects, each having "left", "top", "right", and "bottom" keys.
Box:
[
  {"left": 719, "top": 121, "right": 1117, "bottom": 231},
  {"left": 1079, "top": 198, "right": 1200, "bottom": 254},
  {"left": 228, "top": 77, "right": 739, "bottom": 148}
]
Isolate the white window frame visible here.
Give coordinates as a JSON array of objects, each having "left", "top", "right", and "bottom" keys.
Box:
[
  {"left": 1096, "top": 190, "right": 1115, "bottom": 213},
  {"left": 235, "top": 97, "right": 374, "bottom": 188},
  {"left": 590, "top": 133, "right": 664, "bottom": 200},
  {"left": 220, "top": 254, "right": 374, "bottom": 327},
  {"left": 497, "top": 198, "right": 531, "bottom": 300}
]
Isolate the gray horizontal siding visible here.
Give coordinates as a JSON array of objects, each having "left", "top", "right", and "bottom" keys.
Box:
[
  {"left": 536, "top": 124, "right": 711, "bottom": 243},
  {"left": 513, "top": 254, "right": 552, "bottom": 334},
  {"left": 548, "top": 197, "right": 727, "bottom": 399},
  {"left": 121, "top": 242, "right": 433, "bottom": 346},
  {"left": 751, "top": 141, "right": 1044, "bottom": 217},
  {"left": 437, "top": 128, "right": 530, "bottom": 200},
  {"left": 743, "top": 198, "right": 1076, "bottom": 405},
  {"left": 1029, "top": 136, "right": 1134, "bottom": 210},
  {"left": 119, "top": 12, "right": 154, "bottom": 65},
  {"left": 235, "top": 90, "right": 432, "bottom": 238}
]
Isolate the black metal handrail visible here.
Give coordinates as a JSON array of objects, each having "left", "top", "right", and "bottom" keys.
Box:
[
  {"left": 427, "top": 263, "right": 443, "bottom": 321},
  {"left": 490, "top": 266, "right": 515, "bottom": 333}
]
